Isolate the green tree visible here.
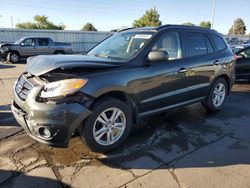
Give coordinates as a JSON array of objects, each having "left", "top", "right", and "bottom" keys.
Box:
[
  {"left": 199, "top": 21, "right": 211, "bottom": 28},
  {"left": 133, "top": 8, "right": 162, "bottom": 28},
  {"left": 81, "top": 23, "right": 97, "bottom": 31},
  {"left": 16, "top": 15, "right": 65, "bottom": 30},
  {"left": 182, "top": 22, "right": 195, "bottom": 26},
  {"left": 228, "top": 18, "right": 247, "bottom": 35}
]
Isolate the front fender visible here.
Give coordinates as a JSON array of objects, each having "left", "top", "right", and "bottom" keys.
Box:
[{"left": 79, "top": 67, "right": 143, "bottom": 100}]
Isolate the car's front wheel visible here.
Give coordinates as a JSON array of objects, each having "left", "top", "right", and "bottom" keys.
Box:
[
  {"left": 202, "top": 78, "right": 228, "bottom": 112},
  {"left": 7, "top": 51, "right": 20, "bottom": 63},
  {"left": 81, "top": 98, "right": 132, "bottom": 153}
]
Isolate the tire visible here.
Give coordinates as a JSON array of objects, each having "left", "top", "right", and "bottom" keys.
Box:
[
  {"left": 202, "top": 78, "right": 228, "bottom": 112},
  {"left": 7, "top": 51, "right": 20, "bottom": 63},
  {"left": 81, "top": 98, "right": 132, "bottom": 153}
]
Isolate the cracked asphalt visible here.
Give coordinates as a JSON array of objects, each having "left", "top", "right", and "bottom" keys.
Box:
[{"left": 1, "top": 61, "right": 250, "bottom": 188}]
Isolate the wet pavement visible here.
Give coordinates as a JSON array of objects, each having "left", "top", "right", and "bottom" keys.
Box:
[{"left": 1, "top": 62, "right": 250, "bottom": 188}]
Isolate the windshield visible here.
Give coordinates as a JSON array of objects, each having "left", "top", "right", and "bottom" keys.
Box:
[
  {"left": 87, "top": 32, "right": 154, "bottom": 60},
  {"left": 14, "top": 38, "right": 23, "bottom": 45}
]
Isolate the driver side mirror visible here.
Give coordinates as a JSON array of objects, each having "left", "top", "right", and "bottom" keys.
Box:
[
  {"left": 20, "top": 42, "right": 24, "bottom": 46},
  {"left": 148, "top": 50, "right": 169, "bottom": 62}
]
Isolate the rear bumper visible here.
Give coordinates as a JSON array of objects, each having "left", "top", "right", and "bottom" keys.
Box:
[{"left": 11, "top": 86, "right": 92, "bottom": 147}]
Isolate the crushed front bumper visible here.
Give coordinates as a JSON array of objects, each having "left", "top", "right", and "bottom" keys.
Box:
[
  {"left": 0, "top": 49, "right": 8, "bottom": 59},
  {"left": 11, "top": 86, "right": 92, "bottom": 147}
]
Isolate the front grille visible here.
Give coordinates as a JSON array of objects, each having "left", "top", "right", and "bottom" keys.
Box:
[{"left": 15, "top": 75, "right": 33, "bottom": 101}]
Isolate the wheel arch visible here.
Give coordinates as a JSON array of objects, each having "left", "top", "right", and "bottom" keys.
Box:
[
  {"left": 214, "top": 74, "right": 231, "bottom": 94},
  {"left": 9, "top": 50, "right": 20, "bottom": 56},
  {"left": 90, "top": 90, "right": 138, "bottom": 124},
  {"left": 54, "top": 50, "right": 65, "bottom": 54}
]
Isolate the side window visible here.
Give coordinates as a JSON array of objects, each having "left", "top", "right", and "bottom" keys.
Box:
[
  {"left": 38, "top": 38, "right": 49, "bottom": 46},
  {"left": 239, "top": 48, "right": 250, "bottom": 59},
  {"left": 22, "top": 38, "right": 35, "bottom": 46},
  {"left": 152, "top": 32, "right": 182, "bottom": 60},
  {"left": 185, "top": 32, "right": 207, "bottom": 57},
  {"left": 210, "top": 34, "right": 227, "bottom": 51},
  {"left": 205, "top": 35, "right": 214, "bottom": 54}
]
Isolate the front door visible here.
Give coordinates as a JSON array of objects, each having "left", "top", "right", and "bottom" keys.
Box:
[
  {"left": 19, "top": 38, "right": 39, "bottom": 57},
  {"left": 138, "top": 31, "right": 189, "bottom": 116}
]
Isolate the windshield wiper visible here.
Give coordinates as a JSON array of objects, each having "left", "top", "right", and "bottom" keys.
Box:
[
  {"left": 94, "top": 54, "right": 109, "bottom": 58},
  {"left": 94, "top": 54, "right": 125, "bottom": 60}
]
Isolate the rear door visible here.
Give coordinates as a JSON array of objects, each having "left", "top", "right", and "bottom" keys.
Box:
[
  {"left": 235, "top": 47, "right": 250, "bottom": 79},
  {"left": 37, "top": 38, "right": 51, "bottom": 55},
  {"left": 182, "top": 31, "right": 217, "bottom": 99}
]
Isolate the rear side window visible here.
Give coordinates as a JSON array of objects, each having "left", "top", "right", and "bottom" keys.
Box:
[
  {"left": 210, "top": 34, "right": 227, "bottom": 51},
  {"left": 38, "top": 38, "right": 49, "bottom": 46},
  {"left": 185, "top": 32, "right": 207, "bottom": 57}
]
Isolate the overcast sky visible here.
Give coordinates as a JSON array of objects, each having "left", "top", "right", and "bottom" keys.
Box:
[{"left": 0, "top": 0, "right": 249, "bottom": 34}]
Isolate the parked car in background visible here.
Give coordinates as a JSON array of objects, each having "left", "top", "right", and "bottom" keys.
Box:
[
  {"left": 227, "top": 37, "right": 239, "bottom": 45},
  {"left": 235, "top": 46, "right": 250, "bottom": 80},
  {"left": 11, "top": 25, "right": 235, "bottom": 152},
  {"left": 0, "top": 37, "right": 72, "bottom": 63},
  {"left": 232, "top": 44, "right": 250, "bottom": 53}
]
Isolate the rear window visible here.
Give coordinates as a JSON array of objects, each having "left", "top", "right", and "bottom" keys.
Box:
[
  {"left": 210, "top": 34, "right": 227, "bottom": 51},
  {"left": 185, "top": 32, "right": 207, "bottom": 57}
]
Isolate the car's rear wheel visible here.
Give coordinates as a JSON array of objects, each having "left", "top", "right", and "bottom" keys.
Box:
[
  {"left": 81, "top": 98, "right": 132, "bottom": 153},
  {"left": 7, "top": 52, "right": 20, "bottom": 63},
  {"left": 202, "top": 78, "right": 228, "bottom": 112}
]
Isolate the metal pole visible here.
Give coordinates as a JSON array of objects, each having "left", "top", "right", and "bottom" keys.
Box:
[
  {"left": 0, "top": 15, "right": 2, "bottom": 28},
  {"left": 233, "top": 20, "right": 235, "bottom": 35},
  {"left": 11, "top": 16, "right": 14, "bottom": 28},
  {"left": 211, "top": 0, "right": 216, "bottom": 29}
]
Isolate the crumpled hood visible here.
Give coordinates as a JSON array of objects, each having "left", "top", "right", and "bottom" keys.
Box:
[
  {"left": 25, "top": 55, "right": 126, "bottom": 76},
  {"left": 0, "top": 43, "right": 16, "bottom": 48}
]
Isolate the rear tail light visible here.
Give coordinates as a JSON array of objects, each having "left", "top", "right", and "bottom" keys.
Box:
[{"left": 234, "top": 54, "right": 240, "bottom": 61}]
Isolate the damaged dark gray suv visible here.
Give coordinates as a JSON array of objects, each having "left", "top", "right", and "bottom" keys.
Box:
[{"left": 12, "top": 25, "right": 235, "bottom": 152}]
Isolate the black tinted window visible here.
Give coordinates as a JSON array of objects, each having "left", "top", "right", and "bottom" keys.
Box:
[
  {"left": 211, "top": 34, "right": 227, "bottom": 51},
  {"left": 205, "top": 35, "right": 214, "bottom": 53},
  {"left": 186, "top": 32, "right": 207, "bottom": 57},
  {"left": 38, "top": 38, "right": 49, "bottom": 46}
]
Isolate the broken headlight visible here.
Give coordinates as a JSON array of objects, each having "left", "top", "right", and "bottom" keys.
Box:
[{"left": 40, "top": 78, "right": 88, "bottom": 98}]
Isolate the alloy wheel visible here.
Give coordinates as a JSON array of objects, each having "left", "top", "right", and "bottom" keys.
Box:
[
  {"left": 93, "top": 107, "right": 126, "bottom": 146},
  {"left": 212, "top": 83, "right": 226, "bottom": 107},
  {"left": 10, "top": 53, "right": 19, "bottom": 63}
]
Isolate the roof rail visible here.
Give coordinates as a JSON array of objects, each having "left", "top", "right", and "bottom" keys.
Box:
[
  {"left": 158, "top": 24, "right": 217, "bottom": 32},
  {"left": 117, "top": 27, "right": 134, "bottom": 32}
]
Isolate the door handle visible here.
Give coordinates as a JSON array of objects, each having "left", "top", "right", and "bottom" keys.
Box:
[
  {"left": 178, "top": 68, "right": 187, "bottom": 73},
  {"left": 214, "top": 60, "right": 222, "bottom": 65}
]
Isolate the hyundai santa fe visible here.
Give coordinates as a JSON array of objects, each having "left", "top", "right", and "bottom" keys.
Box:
[{"left": 11, "top": 25, "right": 235, "bottom": 152}]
